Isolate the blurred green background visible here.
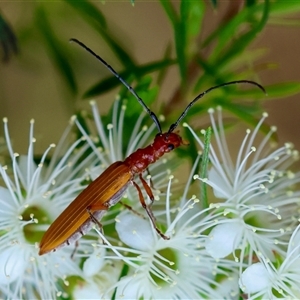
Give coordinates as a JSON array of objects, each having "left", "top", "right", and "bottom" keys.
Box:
[{"left": 1, "top": 1, "right": 300, "bottom": 155}]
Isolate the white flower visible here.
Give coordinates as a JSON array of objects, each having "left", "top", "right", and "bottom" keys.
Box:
[
  {"left": 0, "top": 118, "right": 94, "bottom": 299},
  {"left": 205, "top": 221, "right": 243, "bottom": 259},
  {"left": 188, "top": 107, "right": 300, "bottom": 268},
  {"left": 240, "top": 225, "right": 300, "bottom": 299},
  {"left": 73, "top": 248, "right": 123, "bottom": 299},
  {"left": 92, "top": 175, "right": 238, "bottom": 299}
]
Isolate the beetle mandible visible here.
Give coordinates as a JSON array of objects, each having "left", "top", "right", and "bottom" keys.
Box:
[{"left": 38, "top": 38, "right": 265, "bottom": 255}]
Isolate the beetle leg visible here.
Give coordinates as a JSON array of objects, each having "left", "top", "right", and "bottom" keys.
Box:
[
  {"left": 86, "top": 207, "right": 106, "bottom": 244},
  {"left": 139, "top": 174, "right": 155, "bottom": 206},
  {"left": 71, "top": 241, "right": 79, "bottom": 260},
  {"left": 119, "top": 201, "right": 146, "bottom": 219},
  {"left": 132, "top": 180, "right": 169, "bottom": 240},
  {"left": 87, "top": 207, "right": 103, "bottom": 229},
  {"left": 145, "top": 168, "right": 162, "bottom": 199}
]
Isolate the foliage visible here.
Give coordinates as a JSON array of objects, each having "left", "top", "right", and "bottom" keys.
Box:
[
  {"left": 20, "top": 0, "right": 298, "bottom": 162},
  {"left": 3, "top": 1, "right": 298, "bottom": 127},
  {"left": 0, "top": 13, "right": 18, "bottom": 61}
]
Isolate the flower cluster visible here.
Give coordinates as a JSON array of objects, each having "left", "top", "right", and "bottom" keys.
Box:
[
  {"left": 190, "top": 107, "right": 300, "bottom": 299},
  {"left": 1, "top": 99, "right": 300, "bottom": 299},
  {"left": 0, "top": 118, "right": 91, "bottom": 299}
]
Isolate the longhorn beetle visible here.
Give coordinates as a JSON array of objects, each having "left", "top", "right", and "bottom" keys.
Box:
[{"left": 38, "top": 38, "right": 266, "bottom": 255}]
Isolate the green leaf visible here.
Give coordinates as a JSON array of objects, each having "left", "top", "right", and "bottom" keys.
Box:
[
  {"left": 174, "top": 1, "right": 188, "bottom": 80},
  {"left": 159, "top": 0, "right": 178, "bottom": 26},
  {"left": 246, "top": 0, "right": 256, "bottom": 7},
  {"left": 219, "top": 99, "right": 260, "bottom": 116},
  {"left": 261, "top": 82, "right": 300, "bottom": 99},
  {"left": 269, "top": 19, "right": 300, "bottom": 27},
  {"left": 83, "top": 58, "right": 176, "bottom": 99},
  {"left": 174, "top": 80, "right": 267, "bottom": 129},
  {"left": 64, "top": 0, "right": 106, "bottom": 28},
  {"left": 218, "top": 99, "right": 275, "bottom": 138},
  {"left": 205, "top": 0, "right": 269, "bottom": 67},
  {"left": 65, "top": 0, "right": 135, "bottom": 68},
  {"left": 195, "top": 2, "right": 270, "bottom": 92},
  {"left": 220, "top": 82, "right": 300, "bottom": 100},
  {"left": 186, "top": 1, "right": 205, "bottom": 39},
  {"left": 222, "top": 83, "right": 266, "bottom": 99},
  {"left": 97, "top": 29, "right": 136, "bottom": 69},
  {"left": 210, "top": 0, "right": 217, "bottom": 8},
  {"left": 194, "top": 48, "right": 269, "bottom": 93},
  {"left": 222, "top": 48, "right": 269, "bottom": 74},
  {"left": 193, "top": 58, "right": 222, "bottom": 91},
  {"left": 200, "top": 126, "right": 211, "bottom": 209},
  {"left": 194, "top": 49, "right": 270, "bottom": 92},
  {"left": 35, "top": 7, "right": 77, "bottom": 95},
  {"left": 0, "top": 13, "right": 18, "bottom": 62},
  {"left": 179, "top": 1, "right": 204, "bottom": 81},
  {"left": 270, "top": 0, "right": 300, "bottom": 15},
  {"left": 161, "top": 1, "right": 205, "bottom": 82},
  {"left": 160, "top": 0, "right": 186, "bottom": 80}
]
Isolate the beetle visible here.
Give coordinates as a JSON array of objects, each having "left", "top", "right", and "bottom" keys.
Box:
[{"left": 38, "top": 38, "right": 265, "bottom": 255}]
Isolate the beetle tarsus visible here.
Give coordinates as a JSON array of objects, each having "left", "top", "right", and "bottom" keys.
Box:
[{"left": 71, "top": 241, "right": 79, "bottom": 260}]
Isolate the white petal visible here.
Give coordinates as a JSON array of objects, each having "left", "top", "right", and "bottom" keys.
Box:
[
  {"left": 0, "top": 187, "right": 16, "bottom": 212},
  {"left": 115, "top": 211, "right": 155, "bottom": 251},
  {"left": 205, "top": 222, "right": 242, "bottom": 258},
  {"left": 287, "top": 225, "right": 300, "bottom": 258},
  {"left": 240, "top": 263, "right": 270, "bottom": 293},
  {"left": 0, "top": 247, "right": 26, "bottom": 283},
  {"left": 83, "top": 248, "right": 105, "bottom": 277},
  {"left": 73, "top": 281, "right": 104, "bottom": 300},
  {"left": 19, "top": 155, "right": 37, "bottom": 183},
  {"left": 75, "top": 260, "right": 123, "bottom": 300},
  {"left": 115, "top": 276, "right": 143, "bottom": 299},
  {"left": 209, "top": 167, "right": 230, "bottom": 199},
  {"left": 215, "top": 274, "right": 239, "bottom": 299}
]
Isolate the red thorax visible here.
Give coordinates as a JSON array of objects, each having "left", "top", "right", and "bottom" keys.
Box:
[{"left": 124, "top": 132, "right": 185, "bottom": 174}]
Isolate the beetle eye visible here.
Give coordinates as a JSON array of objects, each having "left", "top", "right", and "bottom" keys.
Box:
[{"left": 167, "top": 144, "right": 174, "bottom": 151}]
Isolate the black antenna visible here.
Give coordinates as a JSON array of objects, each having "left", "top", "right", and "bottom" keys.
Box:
[
  {"left": 70, "top": 38, "right": 162, "bottom": 134},
  {"left": 168, "top": 80, "right": 266, "bottom": 133}
]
